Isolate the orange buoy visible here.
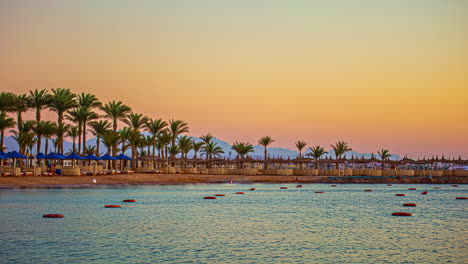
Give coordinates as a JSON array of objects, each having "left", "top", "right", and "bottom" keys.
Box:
[
  {"left": 408, "top": 188, "right": 417, "bottom": 190},
  {"left": 331, "top": 185, "right": 337, "bottom": 187},
  {"left": 452, "top": 185, "right": 459, "bottom": 187},
  {"left": 420, "top": 191, "right": 428, "bottom": 195},
  {"left": 203, "top": 196, "right": 217, "bottom": 199},
  {"left": 249, "top": 188, "right": 256, "bottom": 191},
  {"left": 387, "top": 184, "right": 393, "bottom": 186},
  {"left": 43, "top": 214, "right": 64, "bottom": 218},
  {"left": 364, "top": 189, "right": 372, "bottom": 192},
  {"left": 403, "top": 203, "right": 417, "bottom": 207},
  {"left": 123, "top": 199, "right": 136, "bottom": 202},
  {"left": 392, "top": 212, "right": 412, "bottom": 216},
  {"left": 433, "top": 187, "right": 441, "bottom": 189},
  {"left": 315, "top": 191, "right": 324, "bottom": 193},
  {"left": 455, "top": 197, "right": 467, "bottom": 200},
  {"left": 280, "top": 187, "right": 288, "bottom": 189},
  {"left": 296, "top": 185, "right": 303, "bottom": 188},
  {"left": 235, "top": 192, "right": 245, "bottom": 194},
  {"left": 395, "top": 194, "right": 406, "bottom": 196},
  {"left": 214, "top": 194, "right": 225, "bottom": 196},
  {"left": 104, "top": 205, "right": 121, "bottom": 208}
]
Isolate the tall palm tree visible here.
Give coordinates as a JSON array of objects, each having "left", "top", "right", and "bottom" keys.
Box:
[
  {"left": 200, "top": 133, "right": 214, "bottom": 145},
  {"left": 42, "top": 121, "right": 57, "bottom": 154},
  {"left": 378, "top": 148, "right": 391, "bottom": 170},
  {"left": 0, "top": 92, "right": 16, "bottom": 112},
  {"left": 156, "top": 132, "right": 171, "bottom": 159},
  {"left": 307, "top": 146, "right": 328, "bottom": 169},
  {"left": 201, "top": 141, "right": 224, "bottom": 160},
  {"left": 0, "top": 111, "right": 15, "bottom": 151},
  {"left": 331, "top": 141, "right": 352, "bottom": 159},
  {"left": 89, "top": 120, "right": 111, "bottom": 156},
  {"left": 28, "top": 89, "right": 52, "bottom": 124},
  {"left": 124, "top": 113, "right": 149, "bottom": 131},
  {"left": 258, "top": 136, "right": 275, "bottom": 160},
  {"left": 295, "top": 140, "right": 307, "bottom": 158},
  {"left": 76, "top": 93, "right": 101, "bottom": 152},
  {"left": 101, "top": 130, "right": 120, "bottom": 156},
  {"left": 192, "top": 140, "right": 204, "bottom": 159},
  {"left": 178, "top": 136, "right": 193, "bottom": 159},
  {"left": 55, "top": 122, "right": 70, "bottom": 154},
  {"left": 101, "top": 101, "right": 132, "bottom": 132},
  {"left": 33, "top": 121, "right": 49, "bottom": 154},
  {"left": 66, "top": 106, "right": 87, "bottom": 153},
  {"left": 49, "top": 88, "right": 77, "bottom": 153},
  {"left": 231, "top": 141, "right": 254, "bottom": 159},
  {"left": 118, "top": 126, "right": 132, "bottom": 155},
  {"left": 127, "top": 129, "right": 143, "bottom": 167},
  {"left": 11, "top": 94, "right": 30, "bottom": 135},
  {"left": 11, "top": 121, "right": 36, "bottom": 154},
  {"left": 168, "top": 119, "right": 189, "bottom": 156},
  {"left": 66, "top": 125, "right": 79, "bottom": 153},
  {"left": 144, "top": 118, "right": 168, "bottom": 155}
]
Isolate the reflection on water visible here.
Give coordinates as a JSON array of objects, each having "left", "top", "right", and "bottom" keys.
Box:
[{"left": 0, "top": 184, "right": 466, "bottom": 263}]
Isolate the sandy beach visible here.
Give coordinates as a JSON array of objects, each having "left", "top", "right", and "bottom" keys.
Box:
[
  {"left": 0, "top": 174, "right": 331, "bottom": 188},
  {"left": 1, "top": 173, "right": 466, "bottom": 188}
]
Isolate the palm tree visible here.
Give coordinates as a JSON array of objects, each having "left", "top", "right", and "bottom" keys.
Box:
[
  {"left": 11, "top": 94, "right": 30, "bottom": 135},
  {"left": 83, "top": 145, "right": 97, "bottom": 155},
  {"left": 330, "top": 141, "right": 352, "bottom": 159},
  {"left": 28, "top": 89, "right": 52, "bottom": 124},
  {"left": 307, "top": 146, "right": 328, "bottom": 169},
  {"left": 89, "top": 120, "right": 111, "bottom": 156},
  {"left": 378, "top": 148, "right": 391, "bottom": 170},
  {"left": 66, "top": 126, "right": 79, "bottom": 153},
  {"left": 201, "top": 141, "right": 224, "bottom": 160},
  {"left": 11, "top": 121, "right": 37, "bottom": 154},
  {"left": 144, "top": 118, "right": 168, "bottom": 155},
  {"left": 33, "top": 121, "right": 49, "bottom": 154},
  {"left": 192, "top": 140, "right": 204, "bottom": 159},
  {"left": 168, "top": 119, "right": 189, "bottom": 156},
  {"left": 101, "top": 101, "right": 132, "bottom": 132},
  {"left": 295, "top": 140, "right": 307, "bottom": 158},
  {"left": 0, "top": 111, "right": 15, "bottom": 151},
  {"left": 231, "top": 141, "right": 254, "bottom": 159},
  {"left": 42, "top": 121, "right": 57, "bottom": 154},
  {"left": 0, "top": 92, "right": 16, "bottom": 112},
  {"left": 200, "top": 133, "right": 214, "bottom": 145},
  {"left": 258, "top": 136, "right": 275, "bottom": 160},
  {"left": 178, "top": 136, "right": 193, "bottom": 158},
  {"left": 76, "top": 93, "right": 101, "bottom": 152},
  {"left": 124, "top": 113, "right": 149, "bottom": 131},
  {"left": 49, "top": 88, "right": 77, "bottom": 153},
  {"left": 156, "top": 132, "right": 171, "bottom": 159},
  {"left": 66, "top": 106, "right": 87, "bottom": 153},
  {"left": 101, "top": 130, "right": 120, "bottom": 156},
  {"left": 118, "top": 126, "right": 132, "bottom": 156},
  {"left": 127, "top": 129, "right": 143, "bottom": 167}
]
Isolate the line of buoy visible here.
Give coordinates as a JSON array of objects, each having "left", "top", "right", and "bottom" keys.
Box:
[
  {"left": 123, "top": 199, "right": 136, "bottom": 202},
  {"left": 315, "top": 191, "right": 324, "bottom": 193},
  {"left": 392, "top": 212, "right": 412, "bottom": 216},
  {"left": 235, "top": 192, "right": 245, "bottom": 194},
  {"left": 395, "top": 194, "right": 406, "bottom": 196},
  {"left": 408, "top": 188, "right": 417, "bottom": 190},
  {"left": 203, "top": 196, "right": 217, "bottom": 199},
  {"left": 403, "top": 203, "right": 417, "bottom": 207},
  {"left": 280, "top": 187, "right": 288, "bottom": 189},
  {"left": 104, "top": 205, "right": 121, "bottom": 208},
  {"left": 433, "top": 187, "right": 441, "bottom": 189},
  {"left": 249, "top": 188, "right": 256, "bottom": 191},
  {"left": 214, "top": 194, "right": 225, "bottom": 196},
  {"left": 387, "top": 184, "right": 393, "bottom": 186},
  {"left": 420, "top": 191, "right": 428, "bottom": 195},
  {"left": 43, "top": 214, "right": 64, "bottom": 218},
  {"left": 364, "top": 189, "right": 372, "bottom": 192},
  {"left": 455, "top": 197, "right": 467, "bottom": 200},
  {"left": 451, "top": 185, "right": 459, "bottom": 187},
  {"left": 296, "top": 185, "right": 303, "bottom": 188},
  {"left": 331, "top": 185, "right": 337, "bottom": 187}
]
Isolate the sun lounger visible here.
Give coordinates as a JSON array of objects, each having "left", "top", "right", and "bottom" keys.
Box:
[{"left": 21, "top": 172, "right": 33, "bottom": 176}]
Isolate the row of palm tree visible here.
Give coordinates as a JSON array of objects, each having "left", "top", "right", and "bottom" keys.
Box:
[{"left": 0, "top": 89, "right": 393, "bottom": 168}]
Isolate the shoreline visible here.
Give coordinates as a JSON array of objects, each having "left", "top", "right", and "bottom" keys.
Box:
[{"left": 0, "top": 173, "right": 466, "bottom": 189}]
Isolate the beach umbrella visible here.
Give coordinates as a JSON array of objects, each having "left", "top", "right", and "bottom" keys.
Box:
[
  {"left": 6, "top": 151, "right": 27, "bottom": 159},
  {"left": 0, "top": 154, "right": 7, "bottom": 160},
  {"left": 58, "top": 153, "right": 67, "bottom": 159},
  {"left": 115, "top": 154, "right": 132, "bottom": 170},
  {"left": 85, "top": 154, "right": 102, "bottom": 160},
  {"left": 100, "top": 154, "right": 117, "bottom": 160},
  {"left": 45, "top": 153, "right": 64, "bottom": 160},
  {"left": 66, "top": 153, "right": 85, "bottom": 167},
  {"left": 36, "top": 153, "right": 47, "bottom": 159}
]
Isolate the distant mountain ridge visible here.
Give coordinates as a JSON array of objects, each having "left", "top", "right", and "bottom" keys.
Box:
[{"left": 3, "top": 135, "right": 401, "bottom": 160}]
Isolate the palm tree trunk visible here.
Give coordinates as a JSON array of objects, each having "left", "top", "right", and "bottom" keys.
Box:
[
  {"left": 264, "top": 147, "right": 267, "bottom": 169},
  {"left": 77, "top": 125, "right": 82, "bottom": 154},
  {"left": 58, "top": 112, "right": 63, "bottom": 154},
  {"left": 37, "top": 136, "right": 41, "bottom": 154},
  {"left": 96, "top": 136, "right": 100, "bottom": 156},
  {"left": 17, "top": 112, "right": 23, "bottom": 135},
  {"left": 1, "top": 129, "right": 4, "bottom": 150},
  {"left": 45, "top": 139, "right": 49, "bottom": 155}
]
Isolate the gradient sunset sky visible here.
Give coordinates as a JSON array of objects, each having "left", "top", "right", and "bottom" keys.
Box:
[{"left": 1, "top": 0, "right": 467, "bottom": 157}]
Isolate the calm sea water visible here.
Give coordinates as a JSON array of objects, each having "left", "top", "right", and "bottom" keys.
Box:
[{"left": 0, "top": 184, "right": 466, "bottom": 264}]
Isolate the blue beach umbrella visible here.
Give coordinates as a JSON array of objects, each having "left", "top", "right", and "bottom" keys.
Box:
[
  {"left": 45, "top": 153, "right": 64, "bottom": 160},
  {"left": 115, "top": 154, "right": 132, "bottom": 160},
  {"left": 0, "top": 154, "right": 7, "bottom": 160},
  {"left": 0, "top": 150, "right": 6, "bottom": 156},
  {"left": 58, "top": 153, "right": 67, "bottom": 159},
  {"left": 36, "top": 153, "right": 47, "bottom": 159},
  {"left": 6, "top": 151, "right": 28, "bottom": 159},
  {"left": 100, "top": 154, "right": 117, "bottom": 160},
  {"left": 66, "top": 153, "right": 85, "bottom": 160},
  {"left": 85, "top": 154, "right": 102, "bottom": 160}
]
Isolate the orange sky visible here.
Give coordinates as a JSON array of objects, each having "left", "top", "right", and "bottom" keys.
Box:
[{"left": 1, "top": 0, "right": 467, "bottom": 157}]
